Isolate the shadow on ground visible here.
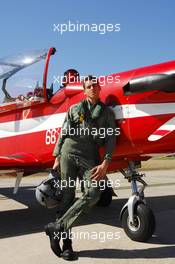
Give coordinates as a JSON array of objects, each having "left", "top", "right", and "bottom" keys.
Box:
[
  {"left": 79, "top": 246, "right": 175, "bottom": 259},
  {"left": 0, "top": 185, "right": 175, "bottom": 260}
]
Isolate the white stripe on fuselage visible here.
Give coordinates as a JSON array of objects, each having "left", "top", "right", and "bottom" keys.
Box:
[
  {"left": 0, "top": 112, "right": 66, "bottom": 138},
  {"left": 0, "top": 102, "right": 175, "bottom": 139},
  {"left": 117, "top": 103, "right": 175, "bottom": 119}
]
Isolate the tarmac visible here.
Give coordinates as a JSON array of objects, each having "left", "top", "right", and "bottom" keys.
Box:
[{"left": 0, "top": 169, "right": 175, "bottom": 264}]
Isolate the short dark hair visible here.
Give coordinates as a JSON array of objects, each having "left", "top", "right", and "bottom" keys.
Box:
[
  {"left": 83, "top": 75, "right": 99, "bottom": 89},
  {"left": 63, "top": 69, "right": 80, "bottom": 78},
  {"left": 62, "top": 69, "right": 80, "bottom": 87}
]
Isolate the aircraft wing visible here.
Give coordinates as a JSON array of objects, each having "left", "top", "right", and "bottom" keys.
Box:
[
  {"left": 0, "top": 152, "right": 43, "bottom": 194},
  {"left": 148, "top": 117, "right": 175, "bottom": 141},
  {"left": 0, "top": 152, "right": 40, "bottom": 168}
]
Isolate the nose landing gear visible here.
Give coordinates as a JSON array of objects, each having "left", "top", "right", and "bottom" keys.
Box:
[{"left": 120, "top": 161, "right": 156, "bottom": 242}]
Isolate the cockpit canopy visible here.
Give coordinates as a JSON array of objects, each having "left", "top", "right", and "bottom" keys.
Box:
[
  {"left": 0, "top": 49, "right": 47, "bottom": 80},
  {"left": 0, "top": 49, "right": 50, "bottom": 104}
]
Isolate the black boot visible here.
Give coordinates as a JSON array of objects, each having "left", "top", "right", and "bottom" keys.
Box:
[
  {"left": 62, "top": 237, "right": 77, "bottom": 261},
  {"left": 44, "top": 222, "right": 63, "bottom": 257}
]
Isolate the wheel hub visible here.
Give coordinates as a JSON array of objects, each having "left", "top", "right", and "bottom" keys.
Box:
[{"left": 127, "top": 215, "right": 141, "bottom": 232}]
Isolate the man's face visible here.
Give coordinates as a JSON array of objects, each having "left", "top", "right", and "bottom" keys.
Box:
[{"left": 84, "top": 80, "right": 101, "bottom": 101}]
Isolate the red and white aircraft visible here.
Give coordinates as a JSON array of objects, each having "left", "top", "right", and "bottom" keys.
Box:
[{"left": 0, "top": 47, "right": 175, "bottom": 242}]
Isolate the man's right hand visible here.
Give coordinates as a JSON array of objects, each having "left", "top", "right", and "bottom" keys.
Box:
[{"left": 53, "top": 156, "right": 60, "bottom": 170}]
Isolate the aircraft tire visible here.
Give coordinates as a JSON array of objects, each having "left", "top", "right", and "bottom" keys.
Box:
[{"left": 121, "top": 203, "right": 156, "bottom": 242}]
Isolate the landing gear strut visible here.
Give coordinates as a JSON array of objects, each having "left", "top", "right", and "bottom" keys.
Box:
[
  {"left": 13, "top": 171, "right": 24, "bottom": 194},
  {"left": 120, "top": 161, "right": 155, "bottom": 242}
]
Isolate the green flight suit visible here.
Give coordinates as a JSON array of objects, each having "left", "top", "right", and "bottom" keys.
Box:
[{"left": 53, "top": 99, "right": 116, "bottom": 230}]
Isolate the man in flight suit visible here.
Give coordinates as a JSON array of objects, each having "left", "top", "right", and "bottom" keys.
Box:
[{"left": 45, "top": 75, "right": 116, "bottom": 260}]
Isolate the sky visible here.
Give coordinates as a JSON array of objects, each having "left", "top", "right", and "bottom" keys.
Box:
[{"left": 0, "top": 0, "right": 175, "bottom": 95}]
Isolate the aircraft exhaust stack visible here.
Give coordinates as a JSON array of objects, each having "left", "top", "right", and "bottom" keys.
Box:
[{"left": 123, "top": 73, "right": 175, "bottom": 95}]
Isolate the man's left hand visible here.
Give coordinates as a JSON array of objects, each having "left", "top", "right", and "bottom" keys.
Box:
[{"left": 90, "top": 160, "right": 110, "bottom": 181}]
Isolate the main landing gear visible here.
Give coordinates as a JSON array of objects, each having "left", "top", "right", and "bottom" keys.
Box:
[{"left": 120, "top": 161, "right": 156, "bottom": 242}]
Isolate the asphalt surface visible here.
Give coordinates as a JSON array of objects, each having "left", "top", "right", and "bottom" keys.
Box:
[{"left": 0, "top": 170, "right": 175, "bottom": 264}]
